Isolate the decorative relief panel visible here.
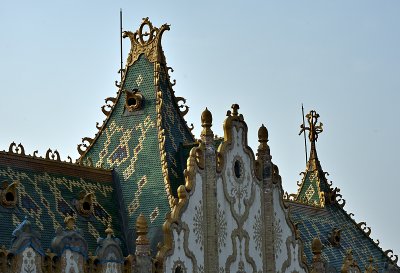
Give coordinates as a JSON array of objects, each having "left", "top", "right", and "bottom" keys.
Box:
[
  {"left": 61, "top": 249, "right": 84, "bottom": 273},
  {"left": 164, "top": 172, "right": 204, "bottom": 273},
  {"left": 19, "top": 247, "right": 40, "bottom": 273},
  {"left": 217, "top": 124, "right": 264, "bottom": 273},
  {"left": 164, "top": 228, "right": 194, "bottom": 273},
  {"left": 217, "top": 177, "right": 237, "bottom": 272},
  {"left": 272, "top": 186, "right": 306, "bottom": 273}
]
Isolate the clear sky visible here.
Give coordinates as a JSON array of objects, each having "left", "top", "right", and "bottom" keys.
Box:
[{"left": 1, "top": 1, "right": 399, "bottom": 258}]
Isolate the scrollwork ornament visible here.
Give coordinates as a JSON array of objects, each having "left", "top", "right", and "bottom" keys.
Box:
[
  {"left": 357, "top": 222, "right": 371, "bottom": 237},
  {"left": 96, "top": 121, "right": 103, "bottom": 130},
  {"left": 77, "top": 137, "right": 93, "bottom": 155},
  {"left": 175, "top": 96, "right": 189, "bottom": 117},
  {"left": 8, "top": 142, "right": 25, "bottom": 155},
  {"left": 384, "top": 250, "right": 399, "bottom": 264},
  {"left": 45, "top": 149, "right": 61, "bottom": 161},
  {"left": 123, "top": 17, "right": 170, "bottom": 65}
]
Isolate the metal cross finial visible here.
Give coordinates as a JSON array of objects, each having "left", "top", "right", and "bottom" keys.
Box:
[{"left": 299, "top": 110, "right": 323, "bottom": 143}]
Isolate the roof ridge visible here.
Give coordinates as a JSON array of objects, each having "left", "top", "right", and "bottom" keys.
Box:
[{"left": 2, "top": 142, "right": 110, "bottom": 172}]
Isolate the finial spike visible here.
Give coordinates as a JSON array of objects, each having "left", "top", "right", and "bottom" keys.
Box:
[
  {"left": 231, "top": 104, "right": 239, "bottom": 116},
  {"left": 136, "top": 213, "right": 149, "bottom": 246},
  {"left": 299, "top": 110, "right": 323, "bottom": 165},
  {"left": 201, "top": 107, "right": 213, "bottom": 139}
]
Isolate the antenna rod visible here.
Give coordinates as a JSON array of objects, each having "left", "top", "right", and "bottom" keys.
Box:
[
  {"left": 120, "top": 8, "right": 123, "bottom": 83},
  {"left": 302, "top": 103, "right": 308, "bottom": 164}
]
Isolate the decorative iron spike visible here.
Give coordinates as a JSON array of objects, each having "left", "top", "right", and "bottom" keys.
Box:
[
  {"left": 77, "top": 144, "right": 85, "bottom": 155},
  {"left": 8, "top": 142, "right": 16, "bottom": 153},
  {"left": 101, "top": 105, "right": 111, "bottom": 116}
]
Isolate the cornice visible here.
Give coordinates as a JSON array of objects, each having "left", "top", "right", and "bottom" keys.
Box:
[{"left": 0, "top": 150, "right": 112, "bottom": 183}]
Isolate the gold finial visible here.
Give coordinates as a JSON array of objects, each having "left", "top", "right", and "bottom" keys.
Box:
[
  {"left": 258, "top": 124, "right": 268, "bottom": 143},
  {"left": 311, "top": 237, "right": 323, "bottom": 255},
  {"left": 257, "top": 124, "right": 270, "bottom": 154},
  {"left": 231, "top": 104, "right": 240, "bottom": 116},
  {"left": 201, "top": 107, "right": 212, "bottom": 127},
  {"left": 105, "top": 223, "right": 114, "bottom": 238},
  {"left": 201, "top": 108, "right": 213, "bottom": 138},
  {"left": 177, "top": 185, "right": 187, "bottom": 200},
  {"left": 64, "top": 215, "right": 75, "bottom": 231},
  {"left": 136, "top": 213, "right": 149, "bottom": 245},
  {"left": 123, "top": 18, "right": 170, "bottom": 65},
  {"left": 299, "top": 110, "right": 323, "bottom": 143}
]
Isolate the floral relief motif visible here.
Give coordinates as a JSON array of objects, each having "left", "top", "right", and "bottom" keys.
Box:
[
  {"left": 21, "top": 247, "right": 37, "bottom": 273},
  {"left": 172, "top": 260, "right": 187, "bottom": 273},
  {"left": 230, "top": 183, "right": 248, "bottom": 202},
  {"left": 64, "top": 249, "right": 81, "bottom": 273},
  {"left": 193, "top": 200, "right": 204, "bottom": 250},
  {"left": 105, "top": 262, "right": 120, "bottom": 273},
  {"left": 217, "top": 203, "right": 227, "bottom": 253},
  {"left": 237, "top": 261, "right": 246, "bottom": 273},
  {"left": 197, "top": 265, "right": 205, "bottom": 273},
  {"left": 273, "top": 212, "right": 283, "bottom": 259},
  {"left": 252, "top": 209, "right": 263, "bottom": 257}
]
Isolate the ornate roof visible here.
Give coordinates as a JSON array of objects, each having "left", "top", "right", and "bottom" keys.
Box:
[
  {"left": 77, "top": 18, "right": 195, "bottom": 253},
  {"left": 0, "top": 146, "right": 120, "bottom": 254},
  {"left": 286, "top": 110, "right": 399, "bottom": 272}
]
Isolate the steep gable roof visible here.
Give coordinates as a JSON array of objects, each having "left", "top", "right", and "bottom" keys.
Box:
[
  {"left": 0, "top": 146, "right": 121, "bottom": 254},
  {"left": 286, "top": 110, "right": 399, "bottom": 272},
  {"left": 77, "top": 18, "right": 195, "bottom": 253}
]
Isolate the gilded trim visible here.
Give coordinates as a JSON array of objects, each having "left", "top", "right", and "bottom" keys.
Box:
[
  {"left": 123, "top": 17, "right": 170, "bottom": 65},
  {"left": 155, "top": 143, "right": 203, "bottom": 272}
]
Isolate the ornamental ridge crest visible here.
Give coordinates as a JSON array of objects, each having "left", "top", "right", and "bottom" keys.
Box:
[{"left": 123, "top": 17, "right": 170, "bottom": 65}]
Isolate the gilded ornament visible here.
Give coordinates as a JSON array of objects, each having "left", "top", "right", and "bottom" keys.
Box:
[
  {"left": 0, "top": 180, "right": 19, "bottom": 208},
  {"left": 136, "top": 213, "right": 149, "bottom": 246},
  {"left": 8, "top": 142, "right": 25, "bottom": 155},
  {"left": 45, "top": 148, "right": 61, "bottom": 161},
  {"left": 124, "top": 89, "right": 143, "bottom": 111},
  {"left": 311, "top": 237, "right": 323, "bottom": 255},
  {"left": 123, "top": 17, "right": 170, "bottom": 65},
  {"left": 76, "top": 192, "right": 94, "bottom": 217},
  {"left": 201, "top": 107, "right": 213, "bottom": 138},
  {"left": 64, "top": 215, "right": 76, "bottom": 231}
]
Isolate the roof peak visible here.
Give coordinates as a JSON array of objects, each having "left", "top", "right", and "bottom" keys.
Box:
[
  {"left": 299, "top": 110, "right": 323, "bottom": 171},
  {"left": 294, "top": 110, "right": 330, "bottom": 207},
  {"left": 123, "top": 17, "right": 170, "bottom": 65}
]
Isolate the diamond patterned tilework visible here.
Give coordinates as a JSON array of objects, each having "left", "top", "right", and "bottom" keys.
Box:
[
  {"left": 290, "top": 202, "right": 392, "bottom": 272},
  {"left": 157, "top": 66, "right": 195, "bottom": 196},
  {"left": 0, "top": 164, "right": 120, "bottom": 254},
  {"left": 83, "top": 55, "right": 191, "bottom": 250},
  {"left": 297, "top": 170, "right": 324, "bottom": 206}
]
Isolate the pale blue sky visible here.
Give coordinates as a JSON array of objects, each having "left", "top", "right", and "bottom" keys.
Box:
[{"left": 0, "top": 1, "right": 399, "bottom": 257}]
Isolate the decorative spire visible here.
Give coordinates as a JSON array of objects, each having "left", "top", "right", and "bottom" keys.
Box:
[
  {"left": 311, "top": 237, "right": 325, "bottom": 273},
  {"left": 365, "top": 256, "right": 378, "bottom": 273},
  {"left": 341, "top": 249, "right": 361, "bottom": 273},
  {"left": 136, "top": 213, "right": 149, "bottom": 246},
  {"left": 311, "top": 237, "right": 323, "bottom": 255},
  {"left": 299, "top": 110, "right": 323, "bottom": 170},
  {"left": 123, "top": 17, "right": 170, "bottom": 65},
  {"left": 258, "top": 124, "right": 269, "bottom": 153},
  {"left": 295, "top": 110, "right": 329, "bottom": 207},
  {"left": 64, "top": 215, "right": 76, "bottom": 231},
  {"left": 231, "top": 104, "right": 240, "bottom": 116},
  {"left": 105, "top": 223, "right": 114, "bottom": 238},
  {"left": 201, "top": 107, "right": 213, "bottom": 139}
]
